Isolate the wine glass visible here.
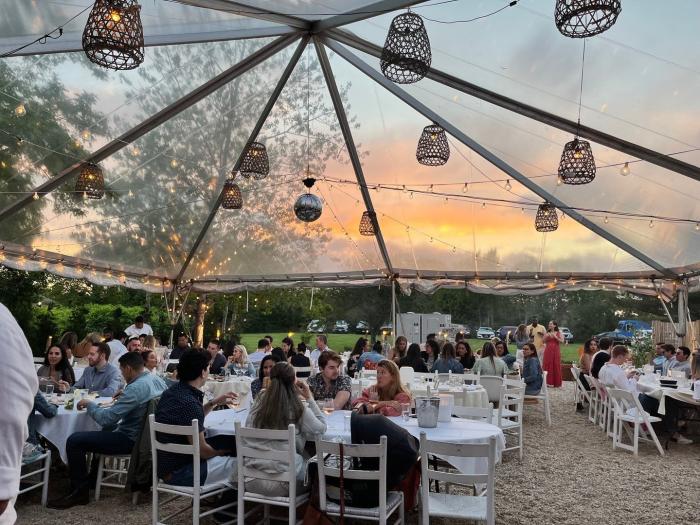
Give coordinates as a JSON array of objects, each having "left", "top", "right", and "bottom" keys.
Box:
[
  {"left": 401, "top": 403, "right": 411, "bottom": 422},
  {"left": 323, "top": 398, "right": 335, "bottom": 415},
  {"left": 227, "top": 393, "right": 240, "bottom": 410}
]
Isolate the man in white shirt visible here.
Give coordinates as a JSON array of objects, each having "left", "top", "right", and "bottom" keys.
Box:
[
  {"left": 104, "top": 328, "right": 127, "bottom": 365},
  {"left": 599, "top": 345, "right": 638, "bottom": 393},
  {"left": 311, "top": 334, "right": 332, "bottom": 364},
  {"left": 124, "top": 315, "right": 153, "bottom": 337},
  {"left": 0, "top": 303, "right": 39, "bottom": 524},
  {"left": 248, "top": 338, "right": 271, "bottom": 366}
]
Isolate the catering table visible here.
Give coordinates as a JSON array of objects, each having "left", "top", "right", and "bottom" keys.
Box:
[
  {"left": 351, "top": 379, "right": 489, "bottom": 409},
  {"left": 33, "top": 396, "right": 111, "bottom": 463},
  {"left": 204, "top": 408, "right": 505, "bottom": 474},
  {"left": 636, "top": 375, "right": 700, "bottom": 415},
  {"left": 204, "top": 376, "right": 253, "bottom": 409}
]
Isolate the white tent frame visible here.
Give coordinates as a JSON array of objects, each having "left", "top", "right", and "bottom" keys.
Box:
[{"left": 0, "top": 0, "right": 698, "bottom": 299}]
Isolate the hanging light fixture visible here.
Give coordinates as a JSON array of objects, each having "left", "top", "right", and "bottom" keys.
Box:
[
  {"left": 620, "top": 162, "right": 630, "bottom": 176},
  {"left": 75, "top": 163, "right": 105, "bottom": 199},
  {"left": 558, "top": 40, "right": 596, "bottom": 185},
  {"left": 221, "top": 178, "right": 242, "bottom": 210},
  {"left": 359, "top": 211, "right": 376, "bottom": 236},
  {"left": 294, "top": 178, "right": 322, "bottom": 222},
  {"left": 555, "top": 0, "right": 621, "bottom": 38},
  {"left": 416, "top": 124, "right": 449, "bottom": 166},
  {"left": 82, "top": 0, "right": 145, "bottom": 70},
  {"left": 380, "top": 10, "right": 431, "bottom": 84},
  {"left": 239, "top": 142, "right": 269, "bottom": 180},
  {"left": 535, "top": 203, "right": 559, "bottom": 232}
]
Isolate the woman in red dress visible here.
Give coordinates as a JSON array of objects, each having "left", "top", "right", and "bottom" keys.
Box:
[{"left": 542, "top": 320, "right": 564, "bottom": 387}]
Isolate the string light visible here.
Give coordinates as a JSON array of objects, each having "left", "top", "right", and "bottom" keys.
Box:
[
  {"left": 696, "top": 223, "right": 700, "bottom": 231},
  {"left": 81, "top": 129, "right": 91, "bottom": 141},
  {"left": 32, "top": 192, "right": 39, "bottom": 200},
  {"left": 462, "top": 183, "right": 468, "bottom": 193},
  {"left": 557, "top": 176, "right": 563, "bottom": 186},
  {"left": 649, "top": 220, "right": 654, "bottom": 229},
  {"left": 170, "top": 159, "right": 178, "bottom": 168},
  {"left": 505, "top": 179, "right": 512, "bottom": 191},
  {"left": 604, "top": 216, "right": 609, "bottom": 224},
  {"left": 620, "top": 162, "right": 630, "bottom": 176},
  {"left": 14, "top": 103, "right": 26, "bottom": 117}
]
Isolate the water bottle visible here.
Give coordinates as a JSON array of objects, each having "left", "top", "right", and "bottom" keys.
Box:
[{"left": 224, "top": 367, "right": 231, "bottom": 381}]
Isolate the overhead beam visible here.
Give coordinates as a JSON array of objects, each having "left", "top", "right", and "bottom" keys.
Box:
[
  {"left": 175, "top": 36, "right": 310, "bottom": 282},
  {"left": 312, "top": 0, "right": 430, "bottom": 33},
  {"left": 314, "top": 38, "right": 394, "bottom": 275},
  {"left": 323, "top": 37, "right": 676, "bottom": 278},
  {"left": 175, "top": 0, "right": 310, "bottom": 30},
  {"left": 328, "top": 29, "right": 700, "bottom": 183},
  {"left": 0, "top": 26, "right": 296, "bottom": 57},
  {"left": 0, "top": 33, "right": 298, "bottom": 225}
]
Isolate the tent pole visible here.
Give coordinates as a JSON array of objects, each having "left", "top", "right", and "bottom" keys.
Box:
[
  {"left": 313, "top": 38, "right": 395, "bottom": 276},
  {"left": 391, "top": 278, "right": 396, "bottom": 342},
  {"left": 0, "top": 33, "right": 300, "bottom": 225},
  {"left": 323, "top": 37, "right": 676, "bottom": 279},
  {"left": 176, "top": 0, "right": 310, "bottom": 29},
  {"left": 312, "top": 0, "right": 430, "bottom": 32},
  {"left": 175, "top": 36, "right": 309, "bottom": 283},
  {"left": 327, "top": 29, "right": 700, "bottom": 183}
]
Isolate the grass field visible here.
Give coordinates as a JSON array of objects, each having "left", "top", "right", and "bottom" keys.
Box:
[{"left": 238, "top": 332, "right": 582, "bottom": 363}]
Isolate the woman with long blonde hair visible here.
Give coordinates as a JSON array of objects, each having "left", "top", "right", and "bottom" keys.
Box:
[
  {"left": 227, "top": 344, "right": 255, "bottom": 377},
  {"left": 389, "top": 336, "right": 408, "bottom": 364},
  {"left": 352, "top": 359, "right": 411, "bottom": 416}
]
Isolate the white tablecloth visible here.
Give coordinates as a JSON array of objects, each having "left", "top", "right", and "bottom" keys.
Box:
[
  {"left": 33, "top": 396, "right": 111, "bottom": 462},
  {"left": 204, "top": 409, "right": 505, "bottom": 474},
  {"left": 351, "top": 380, "right": 489, "bottom": 409},
  {"left": 637, "top": 375, "right": 699, "bottom": 415},
  {"left": 205, "top": 377, "right": 253, "bottom": 409}
]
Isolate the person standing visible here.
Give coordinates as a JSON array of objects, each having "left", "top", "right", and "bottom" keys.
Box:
[
  {"left": 0, "top": 303, "right": 39, "bottom": 524},
  {"left": 542, "top": 320, "right": 564, "bottom": 388},
  {"left": 124, "top": 315, "right": 153, "bottom": 337},
  {"left": 526, "top": 318, "right": 547, "bottom": 360}
]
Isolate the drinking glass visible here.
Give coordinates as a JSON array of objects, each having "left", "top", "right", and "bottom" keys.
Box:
[
  {"left": 323, "top": 398, "right": 335, "bottom": 415},
  {"left": 227, "top": 394, "right": 240, "bottom": 410},
  {"left": 401, "top": 403, "right": 411, "bottom": 422},
  {"left": 45, "top": 384, "right": 54, "bottom": 397},
  {"left": 369, "top": 390, "right": 379, "bottom": 403}
]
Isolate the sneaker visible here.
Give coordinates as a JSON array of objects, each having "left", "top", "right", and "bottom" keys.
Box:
[
  {"left": 22, "top": 443, "right": 44, "bottom": 464},
  {"left": 672, "top": 433, "right": 693, "bottom": 445}
]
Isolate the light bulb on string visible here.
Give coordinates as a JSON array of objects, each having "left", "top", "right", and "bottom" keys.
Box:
[
  {"left": 429, "top": 184, "right": 434, "bottom": 193},
  {"left": 696, "top": 223, "right": 700, "bottom": 231},
  {"left": 604, "top": 216, "right": 609, "bottom": 224},
  {"left": 402, "top": 185, "right": 407, "bottom": 193},
  {"left": 620, "top": 162, "right": 630, "bottom": 176},
  {"left": 14, "top": 103, "right": 26, "bottom": 117},
  {"left": 482, "top": 202, "right": 486, "bottom": 208},
  {"left": 505, "top": 179, "right": 512, "bottom": 191},
  {"left": 409, "top": 191, "right": 414, "bottom": 199},
  {"left": 649, "top": 220, "right": 654, "bottom": 229},
  {"left": 81, "top": 129, "right": 91, "bottom": 141},
  {"left": 462, "top": 183, "right": 468, "bottom": 193},
  {"left": 170, "top": 159, "right": 178, "bottom": 168},
  {"left": 32, "top": 192, "right": 39, "bottom": 200},
  {"left": 557, "top": 176, "right": 563, "bottom": 186}
]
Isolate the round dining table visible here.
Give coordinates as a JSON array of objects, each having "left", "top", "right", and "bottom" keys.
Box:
[
  {"left": 351, "top": 379, "right": 490, "bottom": 409},
  {"left": 204, "top": 376, "right": 254, "bottom": 409}
]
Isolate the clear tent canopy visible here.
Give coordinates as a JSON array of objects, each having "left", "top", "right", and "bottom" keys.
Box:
[{"left": 0, "top": 0, "right": 699, "bottom": 301}]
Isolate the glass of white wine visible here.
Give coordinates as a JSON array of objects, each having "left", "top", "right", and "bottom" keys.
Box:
[{"left": 323, "top": 398, "right": 335, "bottom": 415}]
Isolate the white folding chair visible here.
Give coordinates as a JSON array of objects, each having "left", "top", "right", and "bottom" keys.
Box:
[
  {"left": 583, "top": 374, "right": 599, "bottom": 424},
  {"left": 33, "top": 357, "right": 45, "bottom": 365},
  {"left": 399, "top": 366, "right": 415, "bottom": 386},
  {"left": 589, "top": 377, "right": 613, "bottom": 437},
  {"left": 462, "top": 373, "right": 481, "bottom": 385},
  {"left": 523, "top": 370, "right": 552, "bottom": 426},
  {"left": 19, "top": 449, "right": 51, "bottom": 506},
  {"left": 607, "top": 388, "right": 665, "bottom": 456},
  {"left": 494, "top": 384, "right": 525, "bottom": 460},
  {"left": 453, "top": 403, "right": 494, "bottom": 424},
  {"left": 315, "top": 435, "right": 404, "bottom": 525},
  {"left": 571, "top": 365, "right": 592, "bottom": 410},
  {"left": 95, "top": 453, "right": 132, "bottom": 502},
  {"left": 419, "top": 434, "right": 496, "bottom": 525},
  {"left": 478, "top": 376, "right": 504, "bottom": 405},
  {"left": 235, "top": 422, "right": 308, "bottom": 525},
  {"left": 413, "top": 372, "right": 433, "bottom": 383},
  {"left": 149, "top": 415, "right": 237, "bottom": 525}
]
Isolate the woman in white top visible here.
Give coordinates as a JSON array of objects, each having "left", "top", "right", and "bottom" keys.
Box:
[
  {"left": 472, "top": 342, "right": 508, "bottom": 377},
  {"left": 243, "top": 362, "right": 326, "bottom": 496},
  {"left": 227, "top": 344, "right": 255, "bottom": 377}
]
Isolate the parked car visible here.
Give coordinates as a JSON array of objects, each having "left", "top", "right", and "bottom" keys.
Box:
[
  {"left": 560, "top": 327, "right": 574, "bottom": 343},
  {"left": 333, "top": 320, "right": 349, "bottom": 333},
  {"left": 497, "top": 326, "right": 518, "bottom": 342},
  {"left": 476, "top": 327, "right": 495, "bottom": 339},
  {"left": 355, "top": 321, "right": 369, "bottom": 334},
  {"left": 595, "top": 331, "right": 631, "bottom": 346},
  {"left": 307, "top": 319, "right": 326, "bottom": 333}
]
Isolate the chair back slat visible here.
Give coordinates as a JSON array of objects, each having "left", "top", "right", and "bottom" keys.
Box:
[
  {"left": 420, "top": 433, "right": 496, "bottom": 491},
  {"left": 452, "top": 403, "right": 493, "bottom": 423}
]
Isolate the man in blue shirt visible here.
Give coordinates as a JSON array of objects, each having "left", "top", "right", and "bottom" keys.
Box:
[
  {"left": 48, "top": 352, "right": 166, "bottom": 509},
  {"left": 61, "top": 342, "right": 122, "bottom": 397},
  {"left": 358, "top": 341, "right": 384, "bottom": 370}
]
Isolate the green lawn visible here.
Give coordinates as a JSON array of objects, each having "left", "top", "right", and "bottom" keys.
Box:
[{"left": 238, "top": 333, "right": 581, "bottom": 362}]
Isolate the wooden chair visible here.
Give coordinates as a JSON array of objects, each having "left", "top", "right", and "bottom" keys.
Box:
[{"left": 315, "top": 435, "right": 404, "bottom": 525}]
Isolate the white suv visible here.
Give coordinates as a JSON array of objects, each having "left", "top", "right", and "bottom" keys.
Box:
[{"left": 476, "top": 327, "right": 495, "bottom": 339}]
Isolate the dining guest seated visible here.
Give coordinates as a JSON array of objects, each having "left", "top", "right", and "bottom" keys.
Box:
[
  {"left": 590, "top": 337, "right": 613, "bottom": 379},
  {"left": 103, "top": 328, "right": 127, "bottom": 366},
  {"left": 244, "top": 362, "right": 327, "bottom": 496},
  {"left": 60, "top": 342, "right": 121, "bottom": 397},
  {"left": 141, "top": 349, "right": 158, "bottom": 373},
  {"left": 398, "top": 343, "right": 429, "bottom": 373},
  {"left": 352, "top": 360, "right": 411, "bottom": 416},
  {"left": 281, "top": 337, "right": 295, "bottom": 359},
  {"left": 251, "top": 354, "right": 280, "bottom": 399},
  {"left": 48, "top": 352, "right": 167, "bottom": 509},
  {"left": 248, "top": 338, "right": 271, "bottom": 366},
  {"left": 271, "top": 346, "right": 287, "bottom": 363},
  {"left": 155, "top": 349, "right": 237, "bottom": 487},
  {"left": 431, "top": 342, "right": 464, "bottom": 374},
  {"left": 346, "top": 338, "right": 367, "bottom": 378},
  {"left": 37, "top": 344, "right": 75, "bottom": 393},
  {"left": 307, "top": 351, "right": 351, "bottom": 410},
  {"left": 169, "top": 333, "right": 191, "bottom": 360},
  {"left": 421, "top": 339, "right": 439, "bottom": 370},
  {"left": 578, "top": 338, "right": 597, "bottom": 391},
  {"left": 206, "top": 339, "right": 226, "bottom": 375},
  {"left": 290, "top": 343, "right": 311, "bottom": 377},
  {"left": 358, "top": 341, "right": 384, "bottom": 371},
  {"left": 227, "top": 344, "right": 255, "bottom": 377},
  {"left": 521, "top": 343, "right": 543, "bottom": 395},
  {"left": 25, "top": 389, "right": 57, "bottom": 460},
  {"left": 494, "top": 340, "right": 516, "bottom": 370},
  {"left": 472, "top": 342, "right": 508, "bottom": 377},
  {"left": 125, "top": 335, "right": 142, "bottom": 353},
  {"left": 598, "top": 345, "right": 637, "bottom": 392},
  {"left": 456, "top": 340, "right": 475, "bottom": 370},
  {"left": 669, "top": 346, "right": 692, "bottom": 378},
  {"left": 650, "top": 341, "right": 666, "bottom": 373},
  {"left": 388, "top": 336, "right": 408, "bottom": 365}
]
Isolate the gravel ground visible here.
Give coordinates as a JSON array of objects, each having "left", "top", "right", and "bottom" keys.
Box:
[{"left": 16, "top": 382, "right": 699, "bottom": 524}]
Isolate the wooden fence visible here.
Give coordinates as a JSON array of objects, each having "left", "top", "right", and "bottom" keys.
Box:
[{"left": 651, "top": 320, "right": 700, "bottom": 349}]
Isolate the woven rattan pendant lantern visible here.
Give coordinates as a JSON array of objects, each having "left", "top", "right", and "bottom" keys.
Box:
[
  {"left": 239, "top": 142, "right": 269, "bottom": 180},
  {"left": 294, "top": 177, "right": 322, "bottom": 223},
  {"left": 380, "top": 11, "right": 431, "bottom": 84},
  {"left": 82, "top": 0, "right": 144, "bottom": 70},
  {"left": 359, "top": 211, "right": 376, "bottom": 236},
  {"left": 535, "top": 203, "right": 559, "bottom": 232},
  {"left": 75, "top": 163, "right": 105, "bottom": 199},
  {"left": 555, "top": 0, "right": 621, "bottom": 38},
  {"left": 416, "top": 124, "right": 449, "bottom": 166},
  {"left": 558, "top": 138, "right": 596, "bottom": 185},
  {"left": 221, "top": 178, "right": 242, "bottom": 210}
]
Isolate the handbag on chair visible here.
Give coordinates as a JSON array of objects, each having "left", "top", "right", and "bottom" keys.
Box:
[{"left": 303, "top": 443, "right": 345, "bottom": 525}]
